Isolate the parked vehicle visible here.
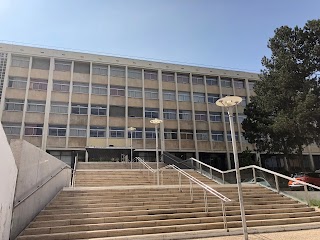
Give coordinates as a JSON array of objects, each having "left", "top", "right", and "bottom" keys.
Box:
[
  {"left": 288, "top": 172, "right": 320, "bottom": 191},
  {"left": 244, "top": 177, "right": 271, "bottom": 188}
]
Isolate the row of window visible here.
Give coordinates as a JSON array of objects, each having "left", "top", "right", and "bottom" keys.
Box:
[
  {"left": 7, "top": 77, "right": 248, "bottom": 105},
  {"left": 4, "top": 99, "right": 247, "bottom": 122},
  {"left": 3, "top": 123, "right": 244, "bottom": 142},
  {"left": 11, "top": 56, "right": 256, "bottom": 89}
]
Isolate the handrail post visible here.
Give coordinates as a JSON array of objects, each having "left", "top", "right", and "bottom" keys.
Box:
[
  {"left": 178, "top": 172, "right": 182, "bottom": 192},
  {"left": 200, "top": 164, "right": 202, "bottom": 174},
  {"left": 222, "top": 173, "right": 225, "bottom": 184},
  {"left": 210, "top": 168, "right": 213, "bottom": 180},
  {"left": 221, "top": 200, "right": 228, "bottom": 231},
  {"left": 275, "top": 175, "right": 280, "bottom": 193},
  {"left": 190, "top": 180, "right": 193, "bottom": 202},
  {"left": 304, "top": 185, "right": 311, "bottom": 206},
  {"left": 161, "top": 170, "right": 164, "bottom": 185},
  {"left": 252, "top": 167, "right": 256, "bottom": 183},
  {"left": 204, "top": 190, "right": 208, "bottom": 213}
]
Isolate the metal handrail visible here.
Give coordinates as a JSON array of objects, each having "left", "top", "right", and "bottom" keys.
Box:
[
  {"left": 132, "top": 157, "right": 157, "bottom": 184},
  {"left": 71, "top": 155, "right": 78, "bottom": 187},
  {"left": 160, "top": 164, "right": 231, "bottom": 230},
  {"left": 13, "top": 165, "right": 71, "bottom": 209},
  {"left": 188, "top": 158, "right": 320, "bottom": 206}
]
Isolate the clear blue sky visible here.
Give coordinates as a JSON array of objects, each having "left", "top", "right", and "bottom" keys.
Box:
[{"left": 1, "top": 0, "right": 319, "bottom": 73}]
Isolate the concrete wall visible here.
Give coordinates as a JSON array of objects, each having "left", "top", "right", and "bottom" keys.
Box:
[
  {"left": 10, "top": 140, "right": 72, "bottom": 239},
  {"left": 0, "top": 124, "right": 18, "bottom": 240}
]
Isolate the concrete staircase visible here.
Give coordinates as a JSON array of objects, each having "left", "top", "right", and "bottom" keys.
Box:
[{"left": 16, "top": 162, "right": 320, "bottom": 239}]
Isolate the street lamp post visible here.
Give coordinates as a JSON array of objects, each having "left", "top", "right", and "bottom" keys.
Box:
[
  {"left": 150, "top": 118, "right": 163, "bottom": 185},
  {"left": 128, "top": 127, "right": 136, "bottom": 169},
  {"left": 216, "top": 96, "right": 248, "bottom": 240}
]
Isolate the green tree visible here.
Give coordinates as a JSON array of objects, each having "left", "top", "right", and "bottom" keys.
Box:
[{"left": 242, "top": 19, "right": 320, "bottom": 162}]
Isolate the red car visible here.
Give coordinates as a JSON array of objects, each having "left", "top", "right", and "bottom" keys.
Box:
[{"left": 288, "top": 172, "right": 320, "bottom": 191}]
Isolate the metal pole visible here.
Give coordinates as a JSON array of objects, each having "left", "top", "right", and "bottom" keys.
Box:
[
  {"left": 228, "top": 107, "right": 248, "bottom": 240},
  {"left": 130, "top": 133, "right": 133, "bottom": 169},
  {"left": 155, "top": 125, "right": 159, "bottom": 185}
]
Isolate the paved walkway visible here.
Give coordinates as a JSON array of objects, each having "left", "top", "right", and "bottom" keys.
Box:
[{"left": 198, "top": 228, "right": 320, "bottom": 240}]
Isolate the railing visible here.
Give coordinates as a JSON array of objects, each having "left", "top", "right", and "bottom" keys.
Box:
[
  {"left": 188, "top": 157, "right": 320, "bottom": 206},
  {"left": 132, "top": 157, "right": 157, "bottom": 184},
  {"left": 160, "top": 164, "right": 231, "bottom": 230},
  {"left": 71, "top": 155, "right": 78, "bottom": 187},
  {"left": 13, "top": 165, "right": 71, "bottom": 209}
]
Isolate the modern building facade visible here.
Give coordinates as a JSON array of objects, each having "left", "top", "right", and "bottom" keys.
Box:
[{"left": 0, "top": 43, "right": 319, "bottom": 171}]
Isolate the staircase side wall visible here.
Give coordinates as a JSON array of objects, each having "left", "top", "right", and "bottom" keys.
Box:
[
  {"left": 9, "top": 140, "right": 71, "bottom": 240},
  {"left": 0, "top": 124, "right": 17, "bottom": 240}
]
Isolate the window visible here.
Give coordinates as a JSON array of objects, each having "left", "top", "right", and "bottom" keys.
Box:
[
  {"left": 25, "top": 124, "right": 43, "bottom": 136},
  {"left": 145, "top": 89, "right": 158, "bottom": 99},
  {"left": 144, "top": 70, "right": 157, "bottom": 80},
  {"left": 177, "top": 74, "right": 189, "bottom": 84},
  {"left": 212, "top": 131, "right": 224, "bottom": 141},
  {"left": 234, "top": 80, "right": 245, "bottom": 89},
  {"left": 163, "top": 109, "right": 177, "bottom": 120},
  {"left": 110, "top": 66, "right": 125, "bottom": 78},
  {"left": 128, "top": 128, "right": 143, "bottom": 139},
  {"left": 206, "top": 76, "right": 218, "bottom": 86},
  {"left": 197, "top": 131, "right": 209, "bottom": 140},
  {"left": 193, "top": 92, "right": 205, "bottom": 103},
  {"left": 92, "top": 84, "right": 108, "bottom": 95},
  {"left": 55, "top": 60, "right": 71, "bottom": 72},
  {"left": 178, "top": 92, "right": 191, "bottom": 102},
  {"left": 128, "top": 87, "right": 142, "bottom": 98},
  {"left": 27, "top": 100, "right": 45, "bottom": 113},
  {"left": 11, "top": 55, "right": 29, "bottom": 68},
  {"left": 109, "top": 106, "right": 125, "bottom": 117},
  {"left": 53, "top": 81, "right": 70, "bottom": 92},
  {"left": 110, "top": 127, "right": 125, "bottom": 138},
  {"left": 240, "top": 96, "right": 247, "bottom": 106},
  {"left": 210, "top": 112, "right": 222, "bottom": 122},
  {"left": 195, "top": 111, "right": 207, "bottom": 121},
  {"left": 8, "top": 77, "right": 27, "bottom": 89},
  {"left": 208, "top": 94, "right": 220, "bottom": 104},
  {"left": 70, "top": 125, "right": 86, "bottom": 137},
  {"left": 145, "top": 128, "right": 156, "bottom": 139},
  {"left": 224, "top": 112, "right": 235, "bottom": 123},
  {"left": 74, "top": 62, "right": 90, "bottom": 74},
  {"left": 71, "top": 103, "right": 88, "bottom": 115},
  {"left": 145, "top": 108, "right": 159, "bottom": 118},
  {"left": 163, "top": 90, "right": 176, "bottom": 101},
  {"left": 92, "top": 65, "right": 108, "bottom": 76},
  {"left": 128, "top": 107, "right": 143, "bottom": 118},
  {"left": 32, "top": 57, "right": 50, "bottom": 70},
  {"left": 90, "top": 126, "right": 106, "bottom": 138},
  {"left": 48, "top": 125, "right": 67, "bottom": 136},
  {"left": 91, "top": 105, "right": 107, "bottom": 116},
  {"left": 110, "top": 85, "right": 125, "bottom": 96},
  {"left": 180, "top": 130, "right": 193, "bottom": 140},
  {"left": 179, "top": 110, "right": 192, "bottom": 121},
  {"left": 128, "top": 68, "right": 142, "bottom": 79},
  {"left": 5, "top": 99, "right": 24, "bottom": 111},
  {"left": 73, "top": 82, "right": 89, "bottom": 94},
  {"left": 3, "top": 123, "right": 21, "bottom": 135},
  {"left": 30, "top": 79, "right": 48, "bottom": 91},
  {"left": 162, "top": 72, "right": 174, "bottom": 82},
  {"left": 192, "top": 75, "right": 204, "bottom": 85},
  {"left": 51, "top": 102, "right": 68, "bottom": 114},
  {"left": 249, "top": 81, "right": 255, "bottom": 90},
  {"left": 227, "top": 131, "right": 239, "bottom": 141},
  {"left": 238, "top": 114, "right": 246, "bottom": 123},
  {"left": 221, "top": 78, "right": 232, "bottom": 88},
  {"left": 164, "top": 129, "right": 177, "bottom": 139}
]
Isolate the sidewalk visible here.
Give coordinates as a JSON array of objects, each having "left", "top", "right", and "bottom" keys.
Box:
[{"left": 198, "top": 228, "right": 320, "bottom": 240}]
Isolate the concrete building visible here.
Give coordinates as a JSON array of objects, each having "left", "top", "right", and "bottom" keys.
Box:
[{"left": 0, "top": 43, "right": 319, "bottom": 171}]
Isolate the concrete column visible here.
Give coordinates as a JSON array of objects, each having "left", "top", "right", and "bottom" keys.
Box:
[
  {"left": 158, "top": 70, "right": 165, "bottom": 155},
  {"left": 189, "top": 73, "right": 199, "bottom": 160},
  {"left": 85, "top": 62, "right": 93, "bottom": 162},
  {"left": 105, "top": 65, "right": 111, "bottom": 147},
  {"left": 20, "top": 56, "right": 32, "bottom": 140},
  {"left": 232, "top": 78, "right": 243, "bottom": 152},
  {"left": 142, "top": 69, "right": 146, "bottom": 149},
  {"left": 41, "top": 57, "right": 54, "bottom": 150},
  {"left": 203, "top": 75, "right": 213, "bottom": 151},
  {"left": 174, "top": 72, "right": 181, "bottom": 150},
  {"left": 65, "top": 61, "right": 74, "bottom": 148},
  {"left": 125, "top": 66, "right": 129, "bottom": 147}
]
